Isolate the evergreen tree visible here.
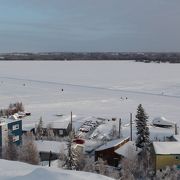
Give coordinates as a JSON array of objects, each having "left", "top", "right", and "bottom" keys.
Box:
[
  {"left": 135, "top": 104, "right": 150, "bottom": 149},
  {"left": 36, "top": 117, "right": 44, "bottom": 139},
  {"left": 63, "top": 133, "right": 79, "bottom": 170}
]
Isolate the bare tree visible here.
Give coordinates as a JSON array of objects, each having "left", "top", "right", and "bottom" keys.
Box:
[
  {"left": 109, "top": 124, "right": 119, "bottom": 140},
  {"left": 155, "top": 166, "right": 180, "bottom": 180},
  {"left": 18, "top": 132, "right": 39, "bottom": 165},
  {"left": 96, "top": 158, "right": 108, "bottom": 175},
  {"left": 2, "top": 133, "right": 18, "bottom": 161},
  {"left": 46, "top": 123, "right": 54, "bottom": 140},
  {"left": 83, "top": 157, "right": 95, "bottom": 172},
  {"left": 58, "top": 145, "right": 66, "bottom": 168}
]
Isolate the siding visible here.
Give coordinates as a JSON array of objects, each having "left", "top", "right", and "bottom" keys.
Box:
[
  {"left": 95, "top": 138, "right": 129, "bottom": 167},
  {"left": 7, "top": 120, "right": 22, "bottom": 146},
  {"left": 0, "top": 126, "right": 2, "bottom": 147},
  {"left": 156, "top": 154, "right": 180, "bottom": 170}
]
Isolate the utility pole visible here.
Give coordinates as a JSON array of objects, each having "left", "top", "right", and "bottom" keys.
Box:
[
  {"left": 71, "top": 111, "right": 73, "bottom": 132},
  {"left": 130, "top": 113, "right": 133, "bottom": 141},
  {"left": 119, "top": 118, "right": 121, "bottom": 138},
  {"left": 49, "top": 151, "right": 52, "bottom": 167},
  {"left": 175, "top": 123, "right": 178, "bottom": 135}
]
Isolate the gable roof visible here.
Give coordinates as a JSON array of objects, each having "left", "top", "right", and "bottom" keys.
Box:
[
  {"left": 153, "top": 142, "right": 180, "bottom": 155},
  {"left": 115, "top": 141, "right": 141, "bottom": 160},
  {"left": 95, "top": 137, "right": 129, "bottom": 151}
]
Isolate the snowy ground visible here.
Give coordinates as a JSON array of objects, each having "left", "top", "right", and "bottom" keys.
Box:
[
  {"left": 0, "top": 61, "right": 180, "bottom": 127},
  {"left": 0, "top": 159, "right": 113, "bottom": 180}
]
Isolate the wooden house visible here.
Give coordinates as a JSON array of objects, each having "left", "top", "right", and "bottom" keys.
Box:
[
  {"left": 95, "top": 137, "right": 129, "bottom": 167},
  {"left": 42, "top": 121, "right": 71, "bottom": 137}
]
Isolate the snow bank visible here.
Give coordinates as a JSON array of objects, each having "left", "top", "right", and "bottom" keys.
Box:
[{"left": 0, "top": 159, "right": 113, "bottom": 180}]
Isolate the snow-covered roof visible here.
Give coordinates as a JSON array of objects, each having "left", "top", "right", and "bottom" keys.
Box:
[
  {"left": 115, "top": 141, "right": 141, "bottom": 160},
  {"left": 152, "top": 117, "right": 175, "bottom": 127},
  {"left": 35, "top": 140, "right": 67, "bottom": 154},
  {"left": 43, "top": 121, "right": 70, "bottom": 129},
  {"left": 84, "top": 139, "right": 103, "bottom": 152},
  {"left": 0, "top": 118, "right": 21, "bottom": 125},
  {"left": 41, "top": 115, "right": 73, "bottom": 129},
  {"left": 9, "top": 114, "right": 19, "bottom": 120},
  {"left": 149, "top": 125, "right": 174, "bottom": 141},
  {"left": 153, "top": 142, "right": 180, "bottom": 155},
  {"left": 22, "top": 123, "right": 35, "bottom": 131},
  {"left": 173, "top": 135, "right": 180, "bottom": 142},
  {"left": 95, "top": 137, "right": 129, "bottom": 151}
]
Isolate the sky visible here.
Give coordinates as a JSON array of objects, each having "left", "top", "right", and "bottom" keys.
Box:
[{"left": 0, "top": 0, "right": 180, "bottom": 52}]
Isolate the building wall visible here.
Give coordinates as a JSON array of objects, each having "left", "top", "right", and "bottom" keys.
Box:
[
  {"left": 39, "top": 151, "right": 58, "bottom": 161},
  {"left": 156, "top": 154, "right": 180, "bottom": 170},
  {"left": 95, "top": 138, "right": 129, "bottom": 167},
  {"left": 95, "top": 148, "right": 121, "bottom": 166},
  {"left": 7, "top": 120, "right": 22, "bottom": 146},
  {"left": 0, "top": 126, "right": 2, "bottom": 147}
]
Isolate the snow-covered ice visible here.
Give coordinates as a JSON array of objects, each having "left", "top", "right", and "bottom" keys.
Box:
[{"left": 0, "top": 61, "right": 180, "bottom": 127}]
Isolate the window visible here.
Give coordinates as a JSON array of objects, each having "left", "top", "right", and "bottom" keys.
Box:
[
  {"left": 59, "top": 130, "right": 63, "bottom": 135},
  {"left": 13, "top": 135, "right": 19, "bottom": 142},
  {"left": 175, "top": 156, "right": 180, "bottom": 160},
  {"left": 12, "top": 124, "right": 19, "bottom": 131}
]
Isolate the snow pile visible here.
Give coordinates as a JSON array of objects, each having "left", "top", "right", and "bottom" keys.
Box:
[
  {"left": 152, "top": 117, "right": 175, "bottom": 127},
  {"left": 0, "top": 159, "right": 113, "bottom": 180}
]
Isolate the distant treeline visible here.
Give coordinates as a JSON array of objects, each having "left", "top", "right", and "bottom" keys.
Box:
[
  {"left": 0, "top": 52, "right": 180, "bottom": 63},
  {"left": 0, "top": 102, "right": 24, "bottom": 117}
]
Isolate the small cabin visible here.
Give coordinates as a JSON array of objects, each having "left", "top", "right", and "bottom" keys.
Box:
[
  {"left": 35, "top": 140, "right": 67, "bottom": 161},
  {"left": 95, "top": 137, "right": 130, "bottom": 167},
  {"left": 152, "top": 117, "right": 175, "bottom": 128},
  {"left": 42, "top": 121, "right": 71, "bottom": 137}
]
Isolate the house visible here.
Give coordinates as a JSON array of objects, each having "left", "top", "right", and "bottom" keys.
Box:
[
  {"left": 35, "top": 140, "right": 67, "bottom": 161},
  {"left": 22, "top": 123, "right": 35, "bottom": 134},
  {"left": 95, "top": 137, "right": 129, "bottom": 167},
  {"left": 152, "top": 117, "right": 175, "bottom": 128},
  {"left": 0, "top": 118, "right": 22, "bottom": 147},
  {"left": 42, "top": 120, "right": 71, "bottom": 137},
  {"left": 152, "top": 141, "right": 180, "bottom": 171},
  {"left": 115, "top": 141, "right": 141, "bottom": 161}
]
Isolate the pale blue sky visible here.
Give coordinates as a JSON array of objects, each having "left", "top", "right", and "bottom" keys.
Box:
[{"left": 0, "top": 0, "right": 180, "bottom": 52}]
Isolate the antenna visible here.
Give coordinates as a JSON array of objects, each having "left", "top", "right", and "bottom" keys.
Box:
[
  {"left": 119, "top": 118, "right": 121, "bottom": 138},
  {"left": 130, "top": 113, "right": 133, "bottom": 141}
]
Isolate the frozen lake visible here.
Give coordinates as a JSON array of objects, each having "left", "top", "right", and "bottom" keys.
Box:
[{"left": 0, "top": 61, "right": 180, "bottom": 125}]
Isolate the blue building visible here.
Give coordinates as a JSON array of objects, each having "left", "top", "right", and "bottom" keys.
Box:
[{"left": 0, "top": 118, "right": 22, "bottom": 147}]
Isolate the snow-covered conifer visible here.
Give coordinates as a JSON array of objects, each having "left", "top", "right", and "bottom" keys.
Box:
[{"left": 135, "top": 104, "right": 150, "bottom": 150}]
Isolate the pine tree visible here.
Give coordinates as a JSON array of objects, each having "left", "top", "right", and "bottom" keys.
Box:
[
  {"left": 36, "top": 117, "right": 44, "bottom": 139},
  {"left": 135, "top": 104, "right": 150, "bottom": 149},
  {"left": 63, "top": 132, "right": 79, "bottom": 170}
]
